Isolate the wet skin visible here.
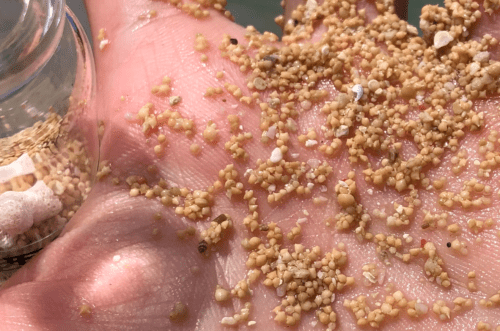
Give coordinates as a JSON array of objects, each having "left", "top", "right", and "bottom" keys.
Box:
[{"left": 1, "top": 0, "right": 500, "bottom": 330}]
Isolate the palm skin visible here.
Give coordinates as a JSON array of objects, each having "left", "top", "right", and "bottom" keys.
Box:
[{"left": 1, "top": 0, "right": 500, "bottom": 330}]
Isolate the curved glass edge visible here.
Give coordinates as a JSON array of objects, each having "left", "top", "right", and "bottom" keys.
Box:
[
  {"left": 65, "top": 6, "right": 100, "bottom": 184},
  {"left": 0, "top": 6, "right": 98, "bottom": 264},
  {"left": 0, "top": 0, "right": 66, "bottom": 99}
]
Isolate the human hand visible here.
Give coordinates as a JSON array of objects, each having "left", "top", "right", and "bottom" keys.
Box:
[{"left": 1, "top": 0, "right": 500, "bottom": 330}]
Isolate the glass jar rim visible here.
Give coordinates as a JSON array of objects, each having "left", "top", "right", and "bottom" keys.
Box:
[{"left": 0, "top": 0, "right": 65, "bottom": 99}]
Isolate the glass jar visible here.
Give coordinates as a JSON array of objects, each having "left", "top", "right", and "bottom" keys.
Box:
[{"left": 0, "top": 0, "right": 98, "bottom": 283}]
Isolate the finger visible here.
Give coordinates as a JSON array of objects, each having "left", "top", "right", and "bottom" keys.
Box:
[
  {"left": 0, "top": 189, "right": 219, "bottom": 329},
  {"left": 4, "top": 1, "right": 500, "bottom": 330},
  {"left": 468, "top": 1, "right": 500, "bottom": 60},
  {"left": 280, "top": 0, "right": 404, "bottom": 43},
  {"left": 394, "top": 0, "right": 409, "bottom": 21},
  {"left": 281, "top": 0, "right": 302, "bottom": 29},
  {"left": 82, "top": 0, "right": 251, "bottom": 177},
  {"left": 2, "top": 0, "right": 250, "bottom": 307},
  {"left": 282, "top": 0, "right": 411, "bottom": 26},
  {"left": 418, "top": 1, "right": 500, "bottom": 60}
]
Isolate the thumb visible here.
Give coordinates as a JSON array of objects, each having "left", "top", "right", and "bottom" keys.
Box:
[
  {"left": 281, "top": 0, "right": 409, "bottom": 35},
  {"left": 79, "top": 0, "right": 251, "bottom": 213},
  {"left": 83, "top": 0, "right": 239, "bottom": 83}
]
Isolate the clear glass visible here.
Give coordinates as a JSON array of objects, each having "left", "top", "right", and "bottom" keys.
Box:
[{"left": 0, "top": 0, "right": 98, "bottom": 283}]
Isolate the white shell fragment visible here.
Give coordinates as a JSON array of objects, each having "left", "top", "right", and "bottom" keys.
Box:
[
  {"left": 266, "top": 125, "right": 276, "bottom": 139},
  {"left": 434, "top": 31, "right": 453, "bottom": 49},
  {"left": 415, "top": 301, "right": 428, "bottom": 314},
  {"left": 473, "top": 51, "right": 490, "bottom": 63},
  {"left": 305, "top": 139, "right": 318, "bottom": 147},
  {"left": 169, "top": 96, "right": 182, "bottom": 106},
  {"left": 305, "top": 0, "right": 318, "bottom": 19},
  {"left": 0, "top": 234, "right": 15, "bottom": 249},
  {"left": 253, "top": 77, "right": 267, "bottom": 90},
  {"left": 335, "top": 125, "right": 349, "bottom": 138},
  {"left": 352, "top": 84, "right": 363, "bottom": 101},
  {"left": 99, "top": 39, "right": 110, "bottom": 50},
  {"left": 301, "top": 100, "right": 312, "bottom": 110},
  {"left": 469, "top": 62, "right": 480, "bottom": 75},
  {"left": 124, "top": 112, "right": 135, "bottom": 121},
  {"left": 363, "top": 271, "right": 377, "bottom": 284},
  {"left": 276, "top": 283, "right": 287, "bottom": 297},
  {"left": 307, "top": 158, "right": 321, "bottom": 168},
  {"left": 406, "top": 25, "right": 418, "bottom": 35},
  {"left": 0, "top": 153, "right": 36, "bottom": 183},
  {"left": 270, "top": 147, "right": 283, "bottom": 163},
  {"left": 221, "top": 317, "right": 237, "bottom": 326},
  {"left": 0, "top": 180, "right": 62, "bottom": 237}
]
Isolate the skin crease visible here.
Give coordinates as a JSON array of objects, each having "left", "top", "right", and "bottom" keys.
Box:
[{"left": 0, "top": 0, "right": 500, "bottom": 330}]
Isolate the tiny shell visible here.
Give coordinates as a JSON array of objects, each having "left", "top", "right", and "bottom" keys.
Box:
[
  {"left": 198, "top": 240, "right": 208, "bottom": 253},
  {"left": 473, "top": 51, "right": 490, "bottom": 63},
  {"left": 266, "top": 125, "right": 276, "bottom": 139},
  {"left": 169, "top": 96, "right": 182, "bottom": 106},
  {"left": 99, "top": 39, "right": 109, "bottom": 50},
  {"left": 301, "top": 100, "right": 312, "bottom": 110},
  {"left": 352, "top": 84, "right": 363, "bottom": 101},
  {"left": 434, "top": 31, "right": 453, "bottom": 49},
  {"left": 407, "top": 25, "right": 418, "bottom": 35},
  {"left": 415, "top": 302, "right": 428, "bottom": 314},
  {"left": 215, "top": 287, "right": 230, "bottom": 302},
  {"left": 213, "top": 214, "right": 228, "bottom": 224},
  {"left": 276, "top": 283, "right": 287, "bottom": 297},
  {"left": 305, "top": 139, "right": 317, "bottom": 147},
  {"left": 253, "top": 77, "right": 267, "bottom": 90},
  {"left": 335, "top": 125, "right": 349, "bottom": 138},
  {"left": 307, "top": 158, "right": 321, "bottom": 168},
  {"left": 221, "top": 317, "right": 237, "bottom": 325},
  {"left": 270, "top": 147, "right": 283, "bottom": 163},
  {"left": 0, "top": 153, "right": 35, "bottom": 183}
]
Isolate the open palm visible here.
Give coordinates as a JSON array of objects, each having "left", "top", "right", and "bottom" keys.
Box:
[{"left": 1, "top": 0, "right": 500, "bottom": 330}]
